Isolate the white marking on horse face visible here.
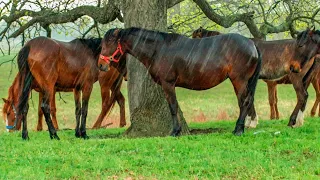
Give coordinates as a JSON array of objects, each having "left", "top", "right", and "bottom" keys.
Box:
[
  {"left": 249, "top": 115, "right": 259, "bottom": 128},
  {"left": 245, "top": 115, "right": 251, "bottom": 128},
  {"left": 6, "top": 118, "right": 9, "bottom": 132},
  {"left": 293, "top": 110, "right": 304, "bottom": 128}
]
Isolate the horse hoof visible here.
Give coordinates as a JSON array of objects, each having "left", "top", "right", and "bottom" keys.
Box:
[
  {"left": 50, "top": 133, "right": 60, "bottom": 140},
  {"left": 22, "top": 133, "right": 29, "bottom": 140},
  {"left": 287, "top": 121, "right": 295, "bottom": 127},
  {"left": 75, "top": 132, "right": 81, "bottom": 138},
  {"left": 82, "top": 135, "right": 90, "bottom": 140},
  {"left": 232, "top": 130, "right": 244, "bottom": 136},
  {"left": 120, "top": 123, "right": 126, "bottom": 128}
]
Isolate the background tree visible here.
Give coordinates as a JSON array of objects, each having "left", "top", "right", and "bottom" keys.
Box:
[{"left": 120, "top": 0, "right": 189, "bottom": 137}]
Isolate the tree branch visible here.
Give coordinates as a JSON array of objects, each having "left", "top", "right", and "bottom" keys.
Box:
[
  {"left": 1, "top": 0, "right": 121, "bottom": 39},
  {"left": 192, "top": 0, "right": 264, "bottom": 38}
]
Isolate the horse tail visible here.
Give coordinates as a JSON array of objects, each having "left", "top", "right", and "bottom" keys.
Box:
[
  {"left": 104, "top": 72, "right": 124, "bottom": 120},
  {"left": 17, "top": 45, "right": 33, "bottom": 114},
  {"left": 247, "top": 45, "right": 262, "bottom": 96}
]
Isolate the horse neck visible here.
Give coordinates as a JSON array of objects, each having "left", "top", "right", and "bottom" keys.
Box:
[{"left": 122, "top": 33, "right": 158, "bottom": 67}]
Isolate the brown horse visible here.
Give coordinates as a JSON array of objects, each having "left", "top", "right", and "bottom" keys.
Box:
[
  {"left": 266, "top": 59, "right": 320, "bottom": 119},
  {"left": 4, "top": 37, "right": 125, "bottom": 140},
  {"left": 2, "top": 66, "right": 126, "bottom": 132},
  {"left": 98, "top": 27, "right": 262, "bottom": 136},
  {"left": 192, "top": 27, "right": 320, "bottom": 127}
]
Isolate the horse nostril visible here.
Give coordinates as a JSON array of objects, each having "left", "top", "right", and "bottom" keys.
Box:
[{"left": 99, "top": 64, "right": 102, "bottom": 69}]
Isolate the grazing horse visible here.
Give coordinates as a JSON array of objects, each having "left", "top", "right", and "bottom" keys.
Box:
[
  {"left": 5, "top": 37, "right": 125, "bottom": 140},
  {"left": 98, "top": 27, "right": 262, "bottom": 136},
  {"left": 192, "top": 27, "right": 320, "bottom": 127},
  {"left": 2, "top": 66, "right": 126, "bottom": 132}
]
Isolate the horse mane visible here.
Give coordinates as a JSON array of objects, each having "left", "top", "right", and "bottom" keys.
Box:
[
  {"left": 73, "top": 38, "right": 102, "bottom": 59},
  {"left": 106, "top": 27, "right": 184, "bottom": 43},
  {"left": 2, "top": 82, "right": 14, "bottom": 116}
]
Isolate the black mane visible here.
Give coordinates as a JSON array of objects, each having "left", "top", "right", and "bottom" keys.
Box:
[
  {"left": 105, "top": 27, "right": 184, "bottom": 43},
  {"left": 73, "top": 38, "right": 102, "bottom": 58}
]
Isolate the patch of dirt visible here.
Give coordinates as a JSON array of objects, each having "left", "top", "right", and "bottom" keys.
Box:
[
  {"left": 216, "top": 109, "right": 230, "bottom": 120},
  {"left": 192, "top": 110, "right": 207, "bottom": 122}
]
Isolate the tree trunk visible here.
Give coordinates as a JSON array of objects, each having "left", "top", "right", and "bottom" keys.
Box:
[{"left": 121, "top": 0, "right": 189, "bottom": 137}]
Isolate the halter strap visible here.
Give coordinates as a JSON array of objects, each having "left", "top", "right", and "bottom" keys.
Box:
[
  {"left": 6, "top": 103, "right": 18, "bottom": 130},
  {"left": 100, "top": 42, "right": 124, "bottom": 64}
]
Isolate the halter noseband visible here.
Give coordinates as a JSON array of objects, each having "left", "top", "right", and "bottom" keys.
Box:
[
  {"left": 99, "top": 41, "right": 124, "bottom": 64},
  {"left": 6, "top": 103, "right": 18, "bottom": 130}
]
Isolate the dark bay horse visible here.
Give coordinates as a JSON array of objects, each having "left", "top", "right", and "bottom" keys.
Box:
[
  {"left": 5, "top": 37, "right": 125, "bottom": 140},
  {"left": 98, "top": 27, "right": 262, "bottom": 136},
  {"left": 2, "top": 66, "right": 125, "bottom": 132},
  {"left": 192, "top": 27, "right": 320, "bottom": 127}
]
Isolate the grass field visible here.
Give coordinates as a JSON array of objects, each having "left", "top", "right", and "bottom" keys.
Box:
[{"left": 0, "top": 54, "right": 319, "bottom": 179}]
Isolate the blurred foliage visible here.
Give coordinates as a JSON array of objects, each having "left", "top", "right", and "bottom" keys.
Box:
[{"left": 168, "top": 0, "right": 320, "bottom": 39}]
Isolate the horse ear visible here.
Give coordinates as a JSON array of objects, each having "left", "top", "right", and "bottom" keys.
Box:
[
  {"left": 199, "top": 26, "right": 203, "bottom": 32},
  {"left": 297, "top": 30, "right": 309, "bottom": 47},
  {"left": 309, "top": 26, "right": 315, "bottom": 36},
  {"left": 113, "top": 29, "right": 121, "bottom": 37},
  {"left": 2, "top": 98, "right": 9, "bottom": 103}
]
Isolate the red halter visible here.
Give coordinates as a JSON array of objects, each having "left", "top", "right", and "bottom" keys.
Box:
[{"left": 99, "top": 42, "right": 124, "bottom": 64}]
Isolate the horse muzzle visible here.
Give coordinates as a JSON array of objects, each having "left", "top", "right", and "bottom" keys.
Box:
[{"left": 99, "top": 64, "right": 109, "bottom": 72}]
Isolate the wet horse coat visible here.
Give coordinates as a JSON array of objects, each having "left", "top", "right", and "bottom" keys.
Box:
[
  {"left": 192, "top": 27, "right": 320, "bottom": 127},
  {"left": 99, "top": 27, "right": 262, "bottom": 136},
  {"left": 11, "top": 37, "right": 125, "bottom": 140}
]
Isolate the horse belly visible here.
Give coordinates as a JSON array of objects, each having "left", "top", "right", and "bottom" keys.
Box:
[{"left": 177, "top": 70, "right": 228, "bottom": 90}]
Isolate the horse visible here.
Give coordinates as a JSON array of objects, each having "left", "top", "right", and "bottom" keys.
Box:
[
  {"left": 192, "top": 26, "right": 221, "bottom": 38},
  {"left": 2, "top": 66, "right": 126, "bottom": 132},
  {"left": 4, "top": 36, "right": 125, "bottom": 140},
  {"left": 265, "top": 59, "right": 320, "bottom": 120},
  {"left": 192, "top": 27, "right": 320, "bottom": 127},
  {"left": 98, "top": 27, "right": 262, "bottom": 136}
]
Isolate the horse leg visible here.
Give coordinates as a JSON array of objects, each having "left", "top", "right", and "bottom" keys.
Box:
[
  {"left": 231, "top": 74, "right": 257, "bottom": 136},
  {"left": 74, "top": 89, "right": 82, "bottom": 137},
  {"left": 41, "top": 89, "right": 60, "bottom": 140},
  {"left": 37, "top": 92, "right": 44, "bottom": 131},
  {"left": 50, "top": 91, "right": 59, "bottom": 130},
  {"left": 245, "top": 103, "right": 258, "bottom": 128},
  {"left": 161, "top": 81, "right": 181, "bottom": 136},
  {"left": 22, "top": 102, "right": 29, "bottom": 140},
  {"left": 116, "top": 91, "right": 126, "bottom": 127},
  {"left": 233, "top": 88, "right": 253, "bottom": 135},
  {"left": 275, "top": 87, "right": 280, "bottom": 119},
  {"left": 311, "top": 79, "right": 320, "bottom": 117},
  {"left": 92, "top": 87, "right": 110, "bottom": 129},
  {"left": 79, "top": 85, "right": 93, "bottom": 139},
  {"left": 266, "top": 81, "right": 278, "bottom": 119},
  {"left": 289, "top": 63, "right": 315, "bottom": 127}
]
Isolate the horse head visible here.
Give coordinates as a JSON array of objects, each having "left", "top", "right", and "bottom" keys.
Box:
[
  {"left": 2, "top": 95, "right": 19, "bottom": 132},
  {"left": 192, "top": 27, "right": 203, "bottom": 38},
  {"left": 294, "top": 27, "right": 320, "bottom": 72},
  {"left": 99, "top": 28, "right": 126, "bottom": 72}
]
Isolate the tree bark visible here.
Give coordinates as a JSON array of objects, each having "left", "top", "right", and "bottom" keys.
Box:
[{"left": 121, "top": 0, "right": 189, "bottom": 137}]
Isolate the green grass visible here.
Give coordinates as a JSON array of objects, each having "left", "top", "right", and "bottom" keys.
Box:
[{"left": 0, "top": 54, "right": 320, "bottom": 179}]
